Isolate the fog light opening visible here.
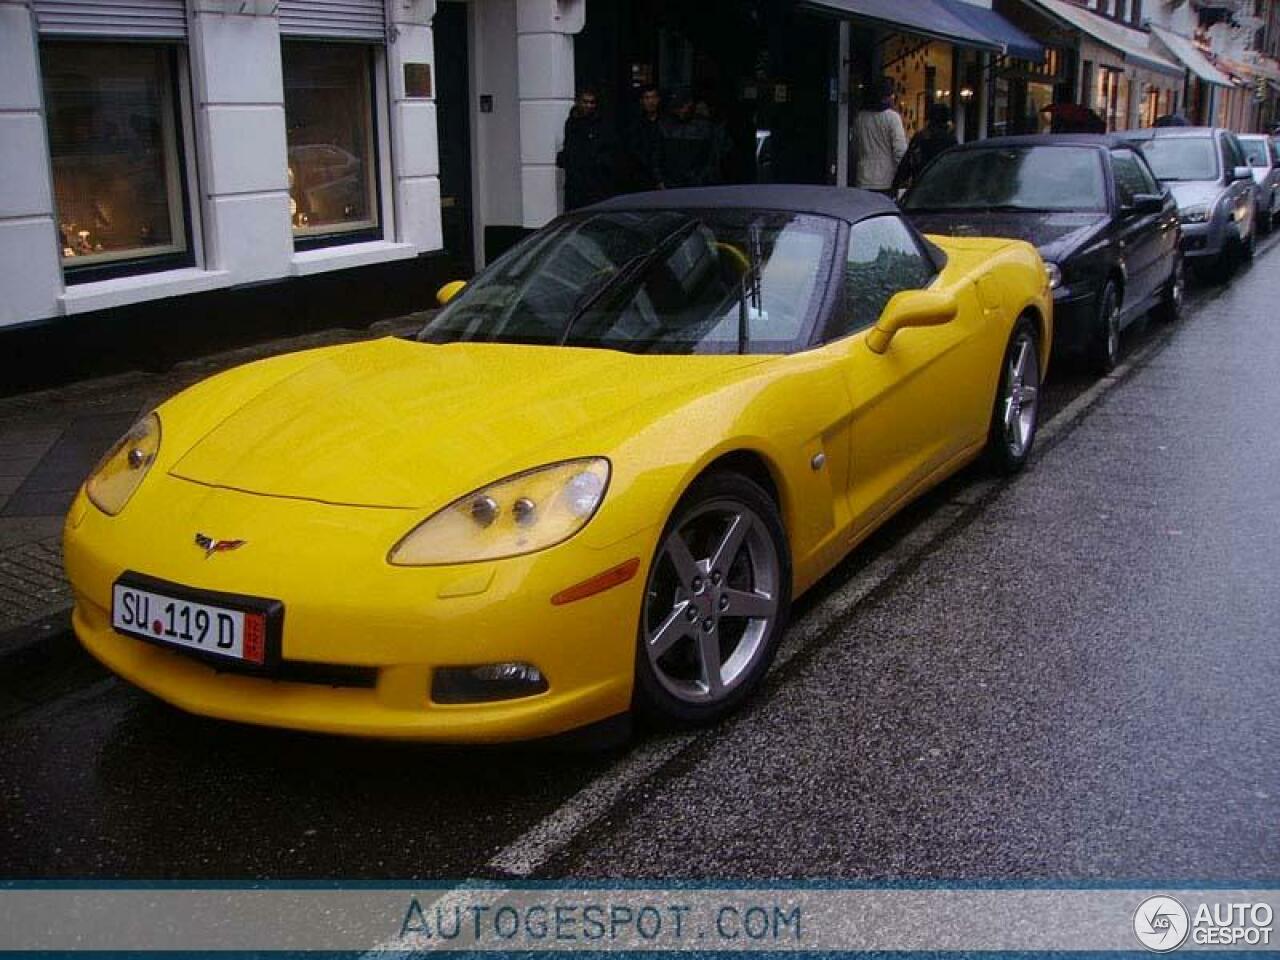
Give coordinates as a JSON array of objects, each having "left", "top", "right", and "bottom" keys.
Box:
[{"left": 431, "top": 662, "right": 548, "bottom": 704}]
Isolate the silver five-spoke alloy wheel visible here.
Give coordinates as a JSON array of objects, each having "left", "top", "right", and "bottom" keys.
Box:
[
  {"left": 1001, "top": 328, "right": 1040, "bottom": 460},
  {"left": 643, "top": 500, "right": 780, "bottom": 706}
]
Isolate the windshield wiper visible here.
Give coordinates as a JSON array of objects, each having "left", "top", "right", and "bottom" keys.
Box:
[{"left": 559, "top": 220, "right": 700, "bottom": 346}]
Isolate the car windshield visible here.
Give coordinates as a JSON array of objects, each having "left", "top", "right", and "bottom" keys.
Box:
[
  {"left": 902, "top": 146, "right": 1106, "bottom": 212},
  {"left": 1133, "top": 137, "right": 1219, "bottom": 181},
  {"left": 1240, "top": 138, "right": 1271, "bottom": 167},
  {"left": 418, "top": 209, "right": 838, "bottom": 355}
]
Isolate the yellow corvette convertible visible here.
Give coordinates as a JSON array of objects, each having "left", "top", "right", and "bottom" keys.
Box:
[{"left": 64, "top": 186, "right": 1051, "bottom": 742}]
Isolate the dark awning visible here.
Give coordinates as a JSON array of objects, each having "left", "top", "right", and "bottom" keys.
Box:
[
  {"left": 802, "top": 0, "right": 1000, "bottom": 52},
  {"left": 936, "top": 0, "right": 1045, "bottom": 62}
]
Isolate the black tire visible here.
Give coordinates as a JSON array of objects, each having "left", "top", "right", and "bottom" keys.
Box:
[
  {"left": 986, "top": 316, "right": 1042, "bottom": 475},
  {"left": 633, "top": 471, "right": 792, "bottom": 727},
  {"left": 1088, "top": 280, "right": 1121, "bottom": 376},
  {"left": 1151, "top": 254, "right": 1184, "bottom": 324}
]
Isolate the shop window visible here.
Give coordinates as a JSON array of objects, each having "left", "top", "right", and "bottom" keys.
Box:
[
  {"left": 41, "top": 43, "right": 191, "bottom": 281},
  {"left": 283, "top": 42, "right": 380, "bottom": 246}
]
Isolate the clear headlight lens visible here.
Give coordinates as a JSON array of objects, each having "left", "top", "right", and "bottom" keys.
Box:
[
  {"left": 1045, "top": 262, "right": 1062, "bottom": 290},
  {"left": 388, "top": 458, "right": 610, "bottom": 566},
  {"left": 86, "top": 413, "right": 161, "bottom": 516},
  {"left": 1179, "top": 204, "right": 1210, "bottom": 224}
]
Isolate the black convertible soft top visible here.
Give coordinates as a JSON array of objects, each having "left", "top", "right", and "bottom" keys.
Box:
[{"left": 586, "top": 184, "right": 898, "bottom": 225}]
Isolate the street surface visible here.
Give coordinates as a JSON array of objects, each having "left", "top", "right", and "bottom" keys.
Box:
[{"left": 1, "top": 241, "right": 1277, "bottom": 882}]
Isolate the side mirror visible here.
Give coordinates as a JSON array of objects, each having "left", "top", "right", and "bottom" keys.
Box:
[
  {"left": 436, "top": 280, "right": 467, "bottom": 307},
  {"left": 866, "top": 290, "right": 958, "bottom": 355},
  {"left": 1125, "top": 193, "right": 1164, "bottom": 216},
  {"left": 1233, "top": 165, "right": 1254, "bottom": 182}
]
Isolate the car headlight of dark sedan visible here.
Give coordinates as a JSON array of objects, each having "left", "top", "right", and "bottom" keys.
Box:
[{"left": 389, "top": 458, "right": 610, "bottom": 566}]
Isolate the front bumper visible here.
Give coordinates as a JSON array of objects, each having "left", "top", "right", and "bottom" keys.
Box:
[
  {"left": 1179, "top": 217, "right": 1232, "bottom": 261},
  {"left": 64, "top": 480, "right": 651, "bottom": 742},
  {"left": 1050, "top": 286, "right": 1098, "bottom": 354}
]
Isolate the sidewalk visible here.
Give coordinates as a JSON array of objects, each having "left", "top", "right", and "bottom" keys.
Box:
[{"left": 0, "top": 312, "right": 428, "bottom": 637}]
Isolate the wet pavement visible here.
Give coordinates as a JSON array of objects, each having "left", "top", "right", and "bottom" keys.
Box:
[{"left": 1, "top": 243, "right": 1277, "bottom": 882}]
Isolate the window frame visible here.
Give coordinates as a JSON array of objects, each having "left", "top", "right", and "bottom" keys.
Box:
[
  {"left": 283, "top": 40, "right": 385, "bottom": 251},
  {"left": 820, "top": 213, "right": 942, "bottom": 347},
  {"left": 41, "top": 40, "right": 197, "bottom": 285},
  {"left": 1110, "top": 147, "right": 1160, "bottom": 209}
]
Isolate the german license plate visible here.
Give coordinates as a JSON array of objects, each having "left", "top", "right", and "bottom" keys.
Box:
[{"left": 111, "top": 581, "right": 268, "bottom": 665}]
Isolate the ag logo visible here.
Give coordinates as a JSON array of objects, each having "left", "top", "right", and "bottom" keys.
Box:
[{"left": 1134, "top": 896, "right": 1190, "bottom": 952}]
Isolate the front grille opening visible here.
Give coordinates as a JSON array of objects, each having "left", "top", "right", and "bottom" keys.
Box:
[{"left": 266, "top": 661, "right": 378, "bottom": 689}]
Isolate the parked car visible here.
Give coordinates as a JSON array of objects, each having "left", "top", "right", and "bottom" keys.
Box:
[
  {"left": 1114, "top": 126, "right": 1258, "bottom": 282},
  {"left": 901, "top": 135, "right": 1182, "bottom": 374},
  {"left": 63, "top": 186, "right": 1051, "bottom": 742},
  {"left": 1238, "top": 133, "right": 1280, "bottom": 233}
]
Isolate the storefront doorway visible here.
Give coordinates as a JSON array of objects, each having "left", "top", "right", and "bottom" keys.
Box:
[
  {"left": 575, "top": 0, "right": 840, "bottom": 192},
  {"left": 436, "top": 0, "right": 474, "bottom": 271}
]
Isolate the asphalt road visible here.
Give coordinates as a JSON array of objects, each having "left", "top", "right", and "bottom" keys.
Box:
[{"left": 2, "top": 240, "right": 1277, "bottom": 882}]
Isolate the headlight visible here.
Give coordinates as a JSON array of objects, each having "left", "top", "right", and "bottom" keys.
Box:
[
  {"left": 388, "top": 458, "right": 610, "bottom": 566},
  {"left": 1179, "top": 204, "right": 1210, "bottom": 224},
  {"left": 1045, "top": 262, "right": 1062, "bottom": 290},
  {"left": 86, "top": 413, "right": 161, "bottom": 516}
]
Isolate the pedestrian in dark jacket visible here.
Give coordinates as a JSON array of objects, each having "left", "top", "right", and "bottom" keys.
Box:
[
  {"left": 661, "top": 90, "right": 717, "bottom": 188},
  {"left": 559, "top": 88, "right": 615, "bottom": 210},
  {"left": 893, "top": 102, "right": 957, "bottom": 193},
  {"left": 624, "top": 85, "right": 665, "bottom": 191}
]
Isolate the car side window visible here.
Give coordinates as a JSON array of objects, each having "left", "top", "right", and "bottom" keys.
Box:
[
  {"left": 1111, "top": 149, "right": 1152, "bottom": 208},
  {"left": 831, "top": 216, "right": 936, "bottom": 341},
  {"left": 1132, "top": 151, "right": 1161, "bottom": 194},
  {"left": 1222, "top": 134, "right": 1245, "bottom": 175}
]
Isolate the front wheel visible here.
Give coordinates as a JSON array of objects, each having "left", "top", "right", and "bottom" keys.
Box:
[
  {"left": 986, "top": 316, "right": 1042, "bottom": 475},
  {"left": 1088, "top": 281, "right": 1121, "bottom": 376},
  {"left": 1151, "top": 254, "right": 1184, "bottom": 324},
  {"left": 1241, "top": 211, "right": 1258, "bottom": 260},
  {"left": 633, "top": 472, "right": 791, "bottom": 726}
]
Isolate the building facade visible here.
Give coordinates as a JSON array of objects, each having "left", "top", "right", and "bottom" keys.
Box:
[{"left": 1, "top": 0, "right": 1275, "bottom": 385}]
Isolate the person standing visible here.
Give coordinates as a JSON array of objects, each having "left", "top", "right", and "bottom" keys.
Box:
[
  {"left": 893, "top": 102, "right": 958, "bottom": 194},
  {"left": 559, "top": 87, "right": 615, "bottom": 210},
  {"left": 624, "top": 85, "right": 665, "bottom": 191},
  {"left": 854, "top": 77, "right": 908, "bottom": 196},
  {"left": 661, "top": 90, "right": 717, "bottom": 189}
]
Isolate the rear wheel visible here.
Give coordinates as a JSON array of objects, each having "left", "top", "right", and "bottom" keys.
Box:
[
  {"left": 634, "top": 472, "right": 792, "bottom": 726},
  {"left": 987, "top": 316, "right": 1041, "bottom": 475},
  {"left": 1088, "top": 281, "right": 1121, "bottom": 376}
]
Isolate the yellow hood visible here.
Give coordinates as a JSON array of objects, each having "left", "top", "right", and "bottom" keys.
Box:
[{"left": 169, "top": 337, "right": 765, "bottom": 509}]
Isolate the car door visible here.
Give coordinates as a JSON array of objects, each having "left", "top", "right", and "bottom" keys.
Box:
[
  {"left": 827, "top": 216, "right": 989, "bottom": 539},
  {"left": 1109, "top": 148, "right": 1163, "bottom": 310}
]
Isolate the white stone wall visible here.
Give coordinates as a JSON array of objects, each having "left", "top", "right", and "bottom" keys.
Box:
[
  {"left": 188, "top": 7, "right": 293, "bottom": 284},
  {"left": 474, "top": 0, "right": 524, "bottom": 233},
  {"left": 0, "top": 1, "right": 62, "bottom": 328},
  {"left": 516, "top": 0, "right": 584, "bottom": 228},
  {"left": 0, "top": 0, "right": 447, "bottom": 330},
  {"left": 388, "top": 0, "right": 443, "bottom": 253}
]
